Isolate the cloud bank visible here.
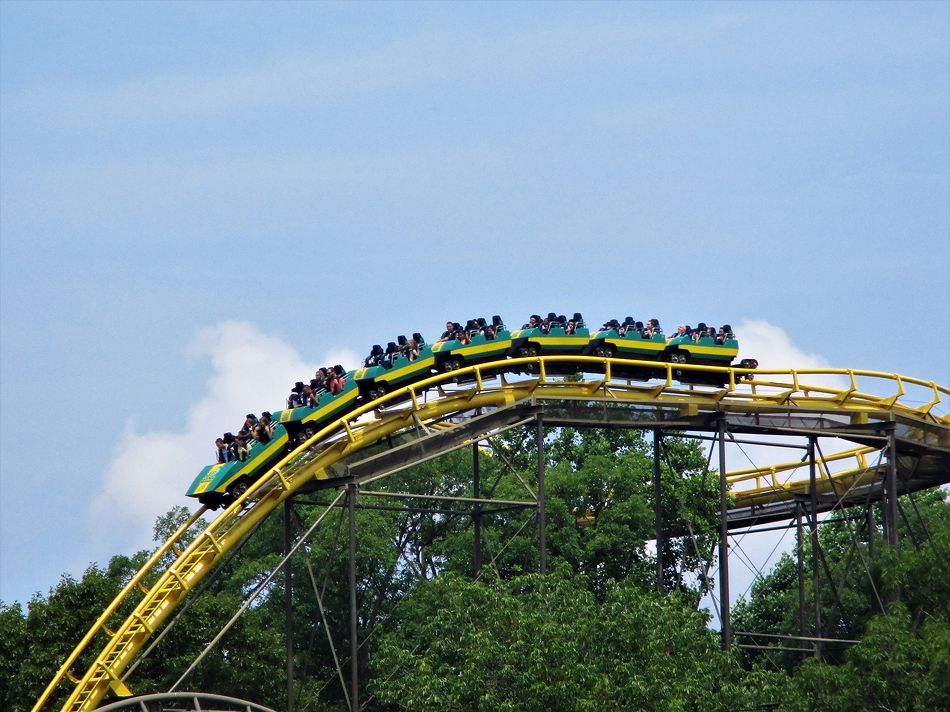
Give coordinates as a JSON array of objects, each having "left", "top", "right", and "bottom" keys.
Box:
[{"left": 88, "top": 321, "right": 358, "bottom": 553}]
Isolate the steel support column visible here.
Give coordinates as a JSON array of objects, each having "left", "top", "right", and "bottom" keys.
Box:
[
  {"left": 808, "top": 436, "right": 821, "bottom": 660},
  {"left": 283, "top": 500, "right": 294, "bottom": 712},
  {"left": 654, "top": 430, "right": 664, "bottom": 594},
  {"left": 885, "top": 425, "right": 899, "bottom": 550},
  {"left": 347, "top": 483, "right": 359, "bottom": 712},
  {"left": 718, "top": 416, "right": 730, "bottom": 650},
  {"left": 795, "top": 500, "right": 806, "bottom": 655},
  {"left": 473, "top": 442, "right": 482, "bottom": 574},
  {"left": 885, "top": 425, "right": 900, "bottom": 603},
  {"left": 537, "top": 414, "right": 546, "bottom": 575}
]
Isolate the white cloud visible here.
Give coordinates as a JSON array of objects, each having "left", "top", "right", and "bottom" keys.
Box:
[
  {"left": 88, "top": 321, "right": 358, "bottom": 554},
  {"left": 737, "top": 318, "right": 843, "bottom": 381}
]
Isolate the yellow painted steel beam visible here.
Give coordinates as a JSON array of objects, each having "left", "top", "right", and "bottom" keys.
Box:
[
  {"left": 41, "top": 355, "right": 949, "bottom": 711},
  {"left": 728, "top": 446, "right": 882, "bottom": 505}
]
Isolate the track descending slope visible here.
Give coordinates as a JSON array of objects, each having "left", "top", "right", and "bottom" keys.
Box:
[{"left": 34, "top": 356, "right": 950, "bottom": 712}]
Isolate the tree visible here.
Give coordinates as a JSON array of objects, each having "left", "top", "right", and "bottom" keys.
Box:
[
  {"left": 5, "top": 553, "right": 147, "bottom": 712},
  {"left": 369, "top": 571, "right": 736, "bottom": 712},
  {"left": 733, "top": 488, "right": 950, "bottom": 711},
  {"left": 0, "top": 601, "right": 28, "bottom": 707}
]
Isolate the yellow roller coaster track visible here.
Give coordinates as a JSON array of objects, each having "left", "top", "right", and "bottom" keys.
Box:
[{"left": 34, "top": 356, "right": 950, "bottom": 712}]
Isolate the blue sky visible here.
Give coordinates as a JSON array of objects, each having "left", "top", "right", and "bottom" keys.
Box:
[{"left": 1, "top": 1, "right": 948, "bottom": 607}]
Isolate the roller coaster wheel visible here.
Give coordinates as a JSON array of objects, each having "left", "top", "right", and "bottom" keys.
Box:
[
  {"left": 227, "top": 479, "right": 249, "bottom": 502},
  {"left": 441, "top": 357, "right": 461, "bottom": 372},
  {"left": 373, "top": 383, "right": 388, "bottom": 400},
  {"left": 602, "top": 345, "right": 616, "bottom": 358},
  {"left": 297, "top": 426, "right": 316, "bottom": 444}
]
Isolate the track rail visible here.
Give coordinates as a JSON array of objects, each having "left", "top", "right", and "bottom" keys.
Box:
[{"left": 34, "top": 356, "right": 950, "bottom": 712}]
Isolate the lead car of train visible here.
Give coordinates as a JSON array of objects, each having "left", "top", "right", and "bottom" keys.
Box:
[{"left": 187, "top": 312, "right": 757, "bottom": 508}]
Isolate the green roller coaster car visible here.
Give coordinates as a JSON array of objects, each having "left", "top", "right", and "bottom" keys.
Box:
[
  {"left": 430, "top": 316, "right": 512, "bottom": 375},
  {"left": 354, "top": 334, "right": 435, "bottom": 401},
  {"left": 275, "top": 375, "right": 360, "bottom": 443},
  {"left": 186, "top": 423, "right": 291, "bottom": 508},
  {"left": 507, "top": 312, "right": 591, "bottom": 374},
  {"left": 585, "top": 323, "right": 667, "bottom": 360},
  {"left": 186, "top": 373, "right": 361, "bottom": 508},
  {"left": 665, "top": 333, "right": 739, "bottom": 365}
]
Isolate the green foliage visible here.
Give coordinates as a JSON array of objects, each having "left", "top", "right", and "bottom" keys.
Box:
[
  {"left": 782, "top": 607, "right": 950, "bottom": 712},
  {"left": 369, "top": 572, "right": 732, "bottom": 712},
  {"left": 4, "top": 553, "right": 147, "bottom": 712},
  {"left": 0, "top": 601, "right": 28, "bottom": 706}
]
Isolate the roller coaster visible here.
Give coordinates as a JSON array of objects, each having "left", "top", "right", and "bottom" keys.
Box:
[
  {"left": 188, "top": 313, "right": 757, "bottom": 509},
  {"left": 33, "top": 313, "right": 950, "bottom": 712}
]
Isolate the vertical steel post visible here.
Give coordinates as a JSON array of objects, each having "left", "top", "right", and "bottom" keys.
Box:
[
  {"left": 717, "top": 417, "right": 730, "bottom": 650},
  {"left": 284, "top": 500, "right": 295, "bottom": 712},
  {"left": 885, "top": 425, "right": 900, "bottom": 603},
  {"left": 653, "top": 430, "right": 664, "bottom": 594},
  {"left": 347, "top": 483, "right": 359, "bottom": 712},
  {"left": 795, "top": 500, "right": 806, "bottom": 655},
  {"left": 537, "top": 414, "right": 546, "bottom": 575},
  {"left": 866, "top": 503, "right": 875, "bottom": 560},
  {"left": 473, "top": 442, "right": 482, "bottom": 575},
  {"left": 808, "top": 436, "right": 821, "bottom": 660},
  {"left": 885, "top": 425, "right": 899, "bottom": 550}
]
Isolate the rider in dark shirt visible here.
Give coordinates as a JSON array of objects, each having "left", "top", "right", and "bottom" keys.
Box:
[
  {"left": 439, "top": 321, "right": 457, "bottom": 341},
  {"left": 215, "top": 438, "right": 228, "bottom": 464}
]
